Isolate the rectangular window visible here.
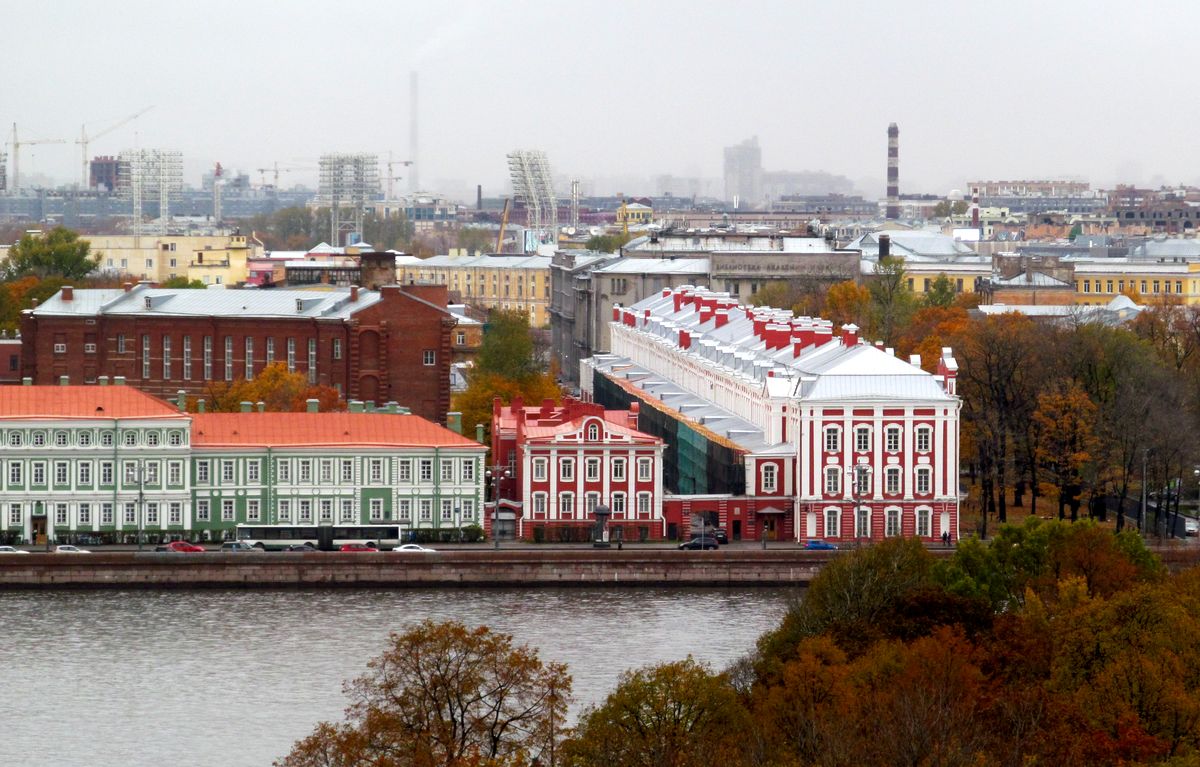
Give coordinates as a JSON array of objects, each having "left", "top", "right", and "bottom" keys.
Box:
[
  {"left": 55, "top": 503, "right": 68, "bottom": 526},
  {"left": 637, "top": 458, "right": 652, "bottom": 482},
  {"left": 245, "top": 337, "right": 254, "bottom": 379},
  {"left": 332, "top": 338, "right": 342, "bottom": 360},
  {"left": 825, "top": 508, "right": 839, "bottom": 537},
  {"left": 461, "top": 459, "right": 475, "bottom": 482},
  {"left": 247, "top": 460, "right": 260, "bottom": 483},
  {"left": 79, "top": 503, "right": 92, "bottom": 525},
  {"left": 855, "top": 507, "right": 870, "bottom": 538},
  {"left": 277, "top": 460, "right": 291, "bottom": 483},
  {"left": 824, "top": 428, "right": 840, "bottom": 452},
  {"left": 320, "top": 499, "right": 333, "bottom": 522},
  {"left": 308, "top": 339, "right": 317, "bottom": 384},
  {"left": 162, "top": 336, "right": 172, "bottom": 379},
  {"left": 560, "top": 493, "right": 574, "bottom": 517},
  {"left": 142, "top": 334, "right": 151, "bottom": 379},
  {"left": 886, "top": 467, "right": 900, "bottom": 494},
  {"left": 370, "top": 459, "right": 384, "bottom": 483},
  {"left": 397, "top": 460, "right": 411, "bottom": 483},
  {"left": 420, "top": 499, "right": 432, "bottom": 521},
  {"left": 533, "top": 494, "right": 547, "bottom": 515},
  {"left": 423, "top": 350, "right": 435, "bottom": 366},
  {"left": 611, "top": 493, "right": 625, "bottom": 515},
  {"left": 441, "top": 460, "right": 454, "bottom": 482},
  {"left": 266, "top": 337, "right": 275, "bottom": 365},
  {"left": 204, "top": 336, "right": 213, "bottom": 380},
  {"left": 441, "top": 499, "right": 453, "bottom": 521},
  {"left": 855, "top": 428, "right": 870, "bottom": 452},
  {"left": 170, "top": 502, "right": 183, "bottom": 525},
  {"left": 761, "top": 463, "right": 777, "bottom": 493},
  {"left": 101, "top": 503, "right": 114, "bottom": 525},
  {"left": 146, "top": 502, "right": 159, "bottom": 526},
  {"left": 917, "top": 508, "right": 931, "bottom": 537},
  {"left": 533, "top": 459, "right": 547, "bottom": 481},
  {"left": 916, "top": 428, "right": 932, "bottom": 453},
  {"left": 637, "top": 492, "right": 651, "bottom": 516},
  {"left": 299, "top": 460, "right": 312, "bottom": 483},
  {"left": 124, "top": 503, "right": 137, "bottom": 525},
  {"left": 342, "top": 459, "right": 354, "bottom": 482},
  {"left": 342, "top": 499, "right": 357, "bottom": 523},
  {"left": 221, "top": 460, "right": 235, "bottom": 483},
  {"left": 222, "top": 499, "right": 235, "bottom": 522},
  {"left": 196, "top": 499, "right": 211, "bottom": 522},
  {"left": 462, "top": 499, "right": 474, "bottom": 521},
  {"left": 9, "top": 461, "right": 24, "bottom": 485},
  {"left": 32, "top": 462, "right": 46, "bottom": 486},
  {"left": 145, "top": 462, "right": 159, "bottom": 485},
  {"left": 168, "top": 461, "right": 182, "bottom": 486},
  {"left": 585, "top": 492, "right": 600, "bottom": 514},
  {"left": 419, "top": 460, "right": 433, "bottom": 482},
  {"left": 886, "top": 508, "right": 900, "bottom": 537},
  {"left": 183, "top": 336, "right": 192, "bottom": 380},
  {"left": 320, "top": 460, "right": 333, "bottom": 484},
  {"left": 824, "top": 467, "right": 840, "bottom": 495},
  {"left": 916, "top": 468, "right": 932, "bottom": 495},
  {"left": 54, "top": 461, "right": 69, "bottom": 485},
  {"left": 886, "top": 427, "right": 901, "bottom": 452},
  {"left": 560, "top": 459, "right": 575, "bottom": 482},
  {"left": 100, "top": 462, "right": 113, "bottom": 485},
  {"left": 117, "top": 335, "right": 127, "bottom": 354},
  {"left": 224, "top": 336, "right": 233, "bottom": 381},
  {"left": 287, "top": 338, "right": 296, "bottom": 372},
  {"left": 278, "top": 500, "right": 291, "bottom": 523},
  {"left": 79, "top": 461, "right": 92, "bottom": 486},
  {"left": 612, "top": 459, "right": 626, "bottom": 482},
  {"left": 585, "top": 458, "right": 600, "bottom": 481},
  {"left": 298, "top": 500, "right": 312, "bottom": 522}
]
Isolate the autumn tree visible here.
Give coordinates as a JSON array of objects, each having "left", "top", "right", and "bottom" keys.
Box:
[
  {"left": 1032, "top": 380, "right": 1100, "bottom": 521},
  {"left": 3, "top": 227, "right": 100, "bottom": 280},
  {"left": 868, "top": 255, "right": 915, "bottom": 345},
  {"left": 277, "top": 620, "right": 571, "bottom": 767},
  {"left": 824, "top": 279, "right": 871, "bottom": 329},
  {"left": 195, "top": 362, "right": 342, "bottom": 412},
  {"left": 562, "top": 658, "right": 751, "bottom": 767}
]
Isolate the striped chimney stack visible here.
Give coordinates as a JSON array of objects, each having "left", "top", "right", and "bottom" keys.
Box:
[{"left": 886, "top": 123, "right": 900, "bottom": 220}]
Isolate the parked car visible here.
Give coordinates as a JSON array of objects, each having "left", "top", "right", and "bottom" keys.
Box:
[
  {"left": 219, "top": 541, "right": 257, "bottom": 552},
  {"left": 0, "top": 546, "right": 29, "bottom": 555},
  {"left": 286, "top": 542, "right": 318, "bottom": 552},
  {"left": 711, "top": 528, "right": 729, "bottom": 544},
  {"left": 1187, "top": 518, "right": 1199, "bottom": 537},
  {"left": 392, "top": 543, "right": 437, "bottom": 553},
  {"left": 803, "top": 540, "right": 839, "bottom": 551},
  {"left": 53, "top": 545, "right": 91, "bottom": 554},
  {"left": 339, "top": 542, "right": 378, "bottom": 552},
  {"left": 155, "top": 540, "right": 205, "bottom": 553},
  {"left": 678, "top": 536, "right": 719, "bottom": 551}
]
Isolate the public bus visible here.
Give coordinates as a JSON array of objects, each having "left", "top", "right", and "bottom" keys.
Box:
[{"left": 235, "top": 524, "right": 404, "bottom": 551}]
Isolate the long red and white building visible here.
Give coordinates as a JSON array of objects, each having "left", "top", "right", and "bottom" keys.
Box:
[{"left": 583, "top": 286, "right": 961, "bottom": 544}]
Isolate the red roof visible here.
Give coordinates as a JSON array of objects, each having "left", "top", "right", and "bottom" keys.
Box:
[
  {"left": 191, "top": 413, "right": 485, "bottom": 449},
  {"left": 522, "top": 416, "right": 661, "bottom": 444},
  {"left": 0, "top": 386, "right": 184, "bottom": 420}
]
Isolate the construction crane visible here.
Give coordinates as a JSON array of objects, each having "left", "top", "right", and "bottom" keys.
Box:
[
  {"left": 495, "top": 198, "right": 511, "bottom": 253},
  {"left": 77, "top": 106, "right": 153, "bottom": 187},
  {"left": 255, "top": 162, "right": 315, "bottom": 188},
  {"left": 8, "top": 124, "right": 68, "bottom": 192},
  {"left": 385, "top": 152, "right": 413, "bottom": 200}
]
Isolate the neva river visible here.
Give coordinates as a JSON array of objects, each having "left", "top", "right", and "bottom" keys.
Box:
[{"left": 0, "top": 586, "right": 794, "bottom": 767}]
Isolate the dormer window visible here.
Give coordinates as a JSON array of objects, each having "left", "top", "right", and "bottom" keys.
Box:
[{"left": 586, "top": 422, "right": 600, "bottom": 441}]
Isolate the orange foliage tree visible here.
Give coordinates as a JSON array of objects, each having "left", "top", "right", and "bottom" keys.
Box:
[
  {"left": 193, "top": 362, "right": 343, "bottom": 412},
  {"left": 1032, "top": 380, "right": 1100, "bottom": 522}
]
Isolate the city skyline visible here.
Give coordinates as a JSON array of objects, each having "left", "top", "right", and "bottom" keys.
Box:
[{"left": 6, "top": 0, "right": 1200, "bottom": 198}]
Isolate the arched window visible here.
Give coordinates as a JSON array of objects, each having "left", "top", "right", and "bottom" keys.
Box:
[
  {"left": 761, "top": 463, "right": 777, "bottom": 493},
  {"left": 586, "top": 422, "right": 600, "bottom": 441}
]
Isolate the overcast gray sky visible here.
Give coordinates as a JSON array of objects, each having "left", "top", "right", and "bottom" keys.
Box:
[{"left": 5, "top": 0, "right": 1197, "bottom": 199}]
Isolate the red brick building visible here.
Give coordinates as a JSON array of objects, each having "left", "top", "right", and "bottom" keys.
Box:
[
  {"left": 490, "top": 396, "right": 665, "bottom": 541},
  {"left": 19, "top": 283, "right": 456, "bottom": 424}
]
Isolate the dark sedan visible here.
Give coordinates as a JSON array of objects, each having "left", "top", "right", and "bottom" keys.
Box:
[{"left": 679, "top": 536, "right": 720, "bottom": 551}]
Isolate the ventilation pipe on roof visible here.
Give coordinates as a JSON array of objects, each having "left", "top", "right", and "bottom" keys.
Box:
[
  {"left": 62, "top": 286, "right": 73, "bottom": 301},
  {"left": 306, "top": 399, "right": 320, "bottom": 413}
]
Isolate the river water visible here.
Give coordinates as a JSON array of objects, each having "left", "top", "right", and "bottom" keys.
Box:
[{"left": 0, "top": 586, "right": 795, "bottom": 767}]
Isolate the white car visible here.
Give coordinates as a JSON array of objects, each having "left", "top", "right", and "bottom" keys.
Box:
[
  {"left": 0, "top": 546, "right": 29, "bottom": 555},
  {"left": 392, "top": 543, "right": 437, "bottom": 553},
  {"left": 53, "top": 545, "right": 91, "bottom": 554},
  {"left": 1186, "top": 518, "right": 1199, "bottom": 537}
]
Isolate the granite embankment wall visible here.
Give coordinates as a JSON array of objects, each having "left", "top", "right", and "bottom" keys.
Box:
[{"left": 0, "top": 550, "right": 838, "bottom": 589}]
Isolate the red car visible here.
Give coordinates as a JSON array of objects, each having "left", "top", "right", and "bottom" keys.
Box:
[
  {"left": 155, "top": 540, "right": 205, "bottom": 553},
  {"left": 339, "top": 543, "right": 378, "bottom": 552}
]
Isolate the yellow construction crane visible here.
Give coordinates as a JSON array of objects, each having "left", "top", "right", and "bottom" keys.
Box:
[
  {"left": 77, "top": 106, "right": 153, "bottom": 187},
  {"left": 8, "top": 124, "right": 67, "bottom": 191},
  {"left": 495, "top": 198, "right": 511, "bottom": 253}
]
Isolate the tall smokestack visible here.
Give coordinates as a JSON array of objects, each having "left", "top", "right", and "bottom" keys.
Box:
[
  {"left": 971, "top": 187, "right": 980, "bottom": 230},
  {"left": 886, "top": 123, "right": 899, "bottom": 220},
  {"left": 409, "top": 71, "right": 419, "bottom": 194},
  {"left": 477, "top": 184, "right": 483, "bottom": 211}
]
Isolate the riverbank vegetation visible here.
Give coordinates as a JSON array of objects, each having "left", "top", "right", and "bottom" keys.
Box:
[{"left": 279, "top": 518, "right": 1200, "bottom": 767}]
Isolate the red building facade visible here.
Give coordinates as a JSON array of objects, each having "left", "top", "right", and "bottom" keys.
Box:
[
  {"left": 19, "top": 283, "right": 455, "bottom": 424},
  {"left": 490, "top": 397, "right": 665, "bottom": 541}
]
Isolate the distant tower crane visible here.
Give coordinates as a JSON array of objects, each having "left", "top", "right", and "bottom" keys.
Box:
[
  {"left": 77, "top": 106, "right": 153, "bottom": 187},
  {"left": 386, "top": 152, "right": 413, "bottom": 200},
  {"left": 255, "top": 162, "right": 316, "bottom": 188},
  {"left": 8, "top": 124, "right": 67, "bottom": 191}
]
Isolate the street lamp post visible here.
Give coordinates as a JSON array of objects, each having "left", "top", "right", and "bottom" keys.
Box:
[
  {"left": 485, "top": 465, "right": 512, "bottom": 549},
  {"left": 454, "top": 505, "right": 461, "bottom": 544},
  {"left": 850, "top": 463, "right": 871, "bottom": 546}
]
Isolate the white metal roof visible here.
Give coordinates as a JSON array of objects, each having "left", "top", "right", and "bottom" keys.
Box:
[{"left": 32, "top": 285, "right": 382, "bottom": 320}]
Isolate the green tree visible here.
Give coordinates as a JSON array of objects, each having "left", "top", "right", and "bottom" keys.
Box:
[
  {"left": 160, "top": 276, "right": 205, "bottom": 289},
  {"left": 563, "top": 658, "right": 751, "bottom": 767},
  {"left": 3, "top": 227, "right": 100, "bottom": 280},
  {"left": 478, "top": 309, "right": 540, "bottom": 380},
  {"left": 361, "top": 211, "right": 414, "bottom": 251},
  {"left": 456, "top": 227, "right": 494, "bottom": 255},
  {"left": 277, "top": 620, "right": 571, "bottom": 767},
  {"left": 923, "top": 273, "right": 956, "bottom": 308},
  {"left": 869, "top": 255, "right": 915, "bottom": 344},
  {"left": 584, "top": 232, "right": 632, "bottom": 253}
]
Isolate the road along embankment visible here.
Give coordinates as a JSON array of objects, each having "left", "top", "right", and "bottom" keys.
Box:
[{"left": 0, "top": 549, "right": 843, "bottom": 589}]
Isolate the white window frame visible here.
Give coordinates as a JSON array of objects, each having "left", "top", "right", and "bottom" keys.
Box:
[
  {"left": 585, "top": 458, "right": 600, "bottom": 482},
  {"left": 855, "top": 426, "right": 871, "bottom": 453},
  {"left": 559, "top": 492, "right": 575, "bottom": 518},
  {"left": 760, "top": 463, "right": 777, "bottom": 493},
  {"left": 824, "top": 427, "right": 840, "bottom": 453},
  {"left": 885, "top": 508, "right": 901, "bottom": 537},
  {"left": 560, "top": 458, "right": 575, "bottom": 482},
  {"left": 824, "top": 466, "right": 840, "bottom": 494},
  {"left": 637, "top": 458, "right": 652, "bottom": 482},
  {"left": 885, "top": 466, "right": 900, "bottom": 494},
  {"left": 885, "top": 426, "right": 901, "bottom": 453},
  {"left": 612, "top": 458, "right": 626, "bottom": 482},
  {"left": 916, "top": 467, "right": 932, "bottom": 495},
  {"left": 916, "top": 427, "right": 932, "bottom": 453},
  {"left": 533, "top": 458, "right": 547, "bottom": 482}
]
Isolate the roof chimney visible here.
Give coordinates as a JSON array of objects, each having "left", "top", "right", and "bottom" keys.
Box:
[
  {"left": 306, "top": 398, "right": 319, "bottom": 413},
  {"left": 59, "top": 375, "right": 69, "bottom": 386},
  {"left": 62, "top": 286, "right": 73, "bottom": 301},
  {"left": 841, "top": 324, "right": 859, "bottom": 347},
  {"left": 350, "top": 285, "right": 359, "bottom": 302},
  {"left": 123, "top": 282, "right": 133, "bottom": 292},
  {"left": 878, "top": 234, "right": 891, "bottom": 259},
  {"left": 714, "top": 309, "right": 729, "bottom": 328}
]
